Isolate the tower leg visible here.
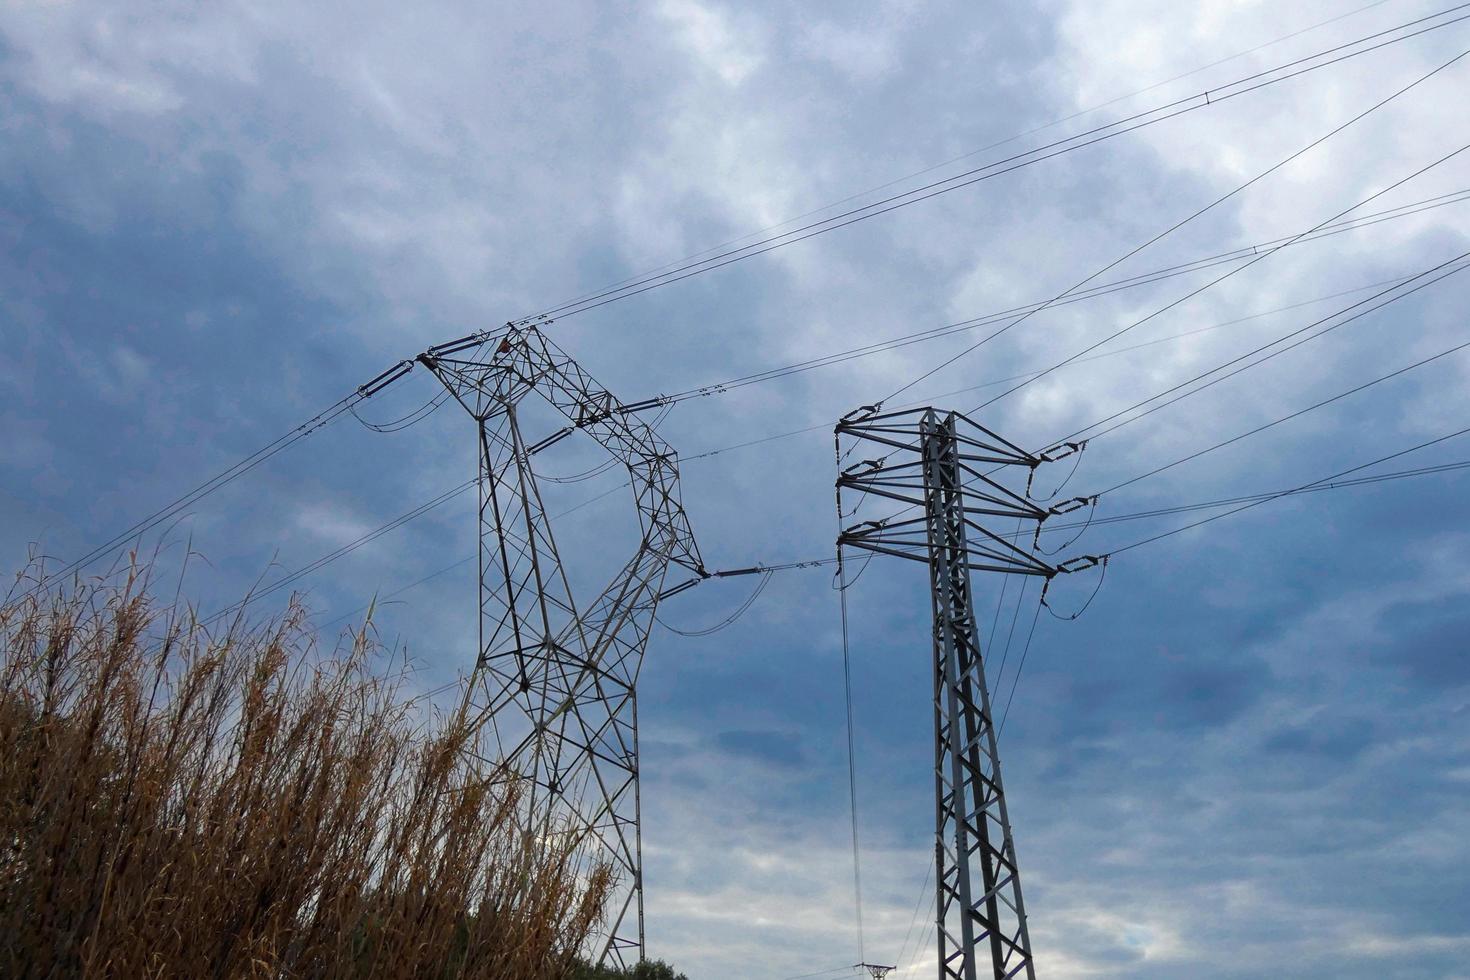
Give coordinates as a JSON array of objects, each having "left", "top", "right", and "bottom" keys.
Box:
[{"left": 921, "top": 411, "right": 1035, "bottom": 980}]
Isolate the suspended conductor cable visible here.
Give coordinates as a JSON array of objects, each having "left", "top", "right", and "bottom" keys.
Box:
[
  {"left": 318, "top": 555, "right": 475, "bottom": 631},
  {"left": 949, "top": 46, "right": 1470, "bottom": 415},
  {"left": 984, "top": 519, "right": 1026, "bottom": 654},
  {"left": 1098, "top": 332, "right": 1470, "bottom": 498},
  {"left": 878, "top": 246, "right": 1470, "bottom": 529},
  {"left": 831, "top": 550, "right": 876, "bottom": 591},
  {"left": 1038, "top": 458, "right": 1470, "bottom": 535},
  {"left": 865, "top": 66, "right": 1470, "bottom": 485},
  {"left": 971, "top": 93, "right": 1470, "bottom": 419},
  {"left": 19, "top": 392, "right": 363, "bottom": 602},
  {"left": 535, "top": 0, "right": 1400, "bottom": 321},
  {"left": 314, "top": 479, "right": 630, "bottom": 631},
  {"left": 296, "top": 438, "right": 1470, "bottom": 638},
  {"left": 903, "top": 888, "right": 939, "bottom": 975},
  {"left": 1038, "top": 496, "right": 1100, "bottom": 555},
  {"left": 989, "top": 576, "right": 1034, "bottom": 694},
  {"left": 834, "top": 431, "right": 867, "bottom": 963},
  {"left": 1042, "top": 559, "right": 1110, "bottom": 621},
  {"left": 1059, "top": 249, "right": 1470, "bottom": 447},
  {"left": 1105, "top": 423, "right": 1470, "bottom": 556},
  {"left": 349, "top": 390, "right": 451, "bottom": 432},
  {"left": 196, "top": 478, "right": 479, "bottom": 629},
  {"left": 998, "top": 599, "right": 1046, "bottom": 736},
  {"left": 898, "top": 201, "right": 1470, "bottom": 530},
  {"left": 529, "top": 6, "right": 1470, "bottom": 322},
  {"left": 655, "top": 570, "right": 772, "bottom": 636},
  {"left": 893, "top": 856, "right": 936, "bottom": 974},
  {"left": 776, "top": 968, "right": 859, "bottom": 980},
  {"left": 675, "top": 263, "right": 1455, "bottom": 467},
  {"left": 659, "top": 188, "right": 1470, "bottom": 409}
]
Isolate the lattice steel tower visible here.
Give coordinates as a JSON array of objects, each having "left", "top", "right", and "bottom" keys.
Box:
[
  {"left": 836, "top": 406, "right": 1096, "bottom": 980},
  {"left": 410, "top": 321, "right": 704, "bottom": 967}
]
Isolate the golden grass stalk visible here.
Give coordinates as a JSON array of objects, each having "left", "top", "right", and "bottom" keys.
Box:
[{"left": 0, "top": 560, "right": 610, "bottom": 979}]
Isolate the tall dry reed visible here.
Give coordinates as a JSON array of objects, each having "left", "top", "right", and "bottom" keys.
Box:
[{"left": 0, "top": 561, "right": 610, "bottom": 979}]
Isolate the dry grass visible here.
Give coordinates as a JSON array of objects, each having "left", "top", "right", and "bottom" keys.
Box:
[{"left": 0, "top": 560, "right": 610, "bottom": 979}]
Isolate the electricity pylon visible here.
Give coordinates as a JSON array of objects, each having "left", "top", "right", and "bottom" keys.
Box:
[
  {"left": 835, "top": 406, "right": 1098, "bottom": 980},
  {"left": 407, "top": 321, "right": 704, "bottom": 967}
]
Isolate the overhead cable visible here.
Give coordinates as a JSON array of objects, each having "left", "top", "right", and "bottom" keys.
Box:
[
  {"left": 524, "top": 4, "right": 1470, "bottom": 322},
  {"left": 657, "top": 188, "right": 1470, "bottom": 409},
  {"left": 1055, "top": 254, "right": 1470, "bottom": 446},
  {"left": 963, "top": 54, "right": 1470, "bottom": 416},
  {"left": 676, "top": 267, "right": 1449, "bottom": 464},
  {"left": 259, "top": 443, "right": 1470, "bottom": 644},
  {"left": 654, "top": 569, "right": 772, "bottom": 636},
  {"left": 883, "top": 44, "right": 1470, "bottom": 405},
  {"left": 18, "top": 392, "right": 364, "bottom": 602},
  {"left": 536, "top": 0, "right": 1402, "bottom": 321},
  {"left": 1099, "top": 335, "right": 1470, "bottom": 499},
  {"left": 1105, "top": 422, "right": 1470, "bottom": 556}
]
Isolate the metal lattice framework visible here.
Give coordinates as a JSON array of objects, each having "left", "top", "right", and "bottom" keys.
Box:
[
  {"left": 417, "top": 321, "right": 704, "bottom": 967},
  {"left": 837, "top": 406, "right": 1097, "bottom": 980}
]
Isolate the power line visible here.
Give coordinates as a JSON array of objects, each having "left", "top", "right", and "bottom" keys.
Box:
[
  {"left": 20, "top": 392, "right": 364, "bottom": 602},
  {"left": 349, "top": 390, "right": 452, "bottom": 432},
  {"left": 892, "top": 856, "right": 936, "bottom": 974},
  {"left": 883, "top": 41, "right": 1469, "bottom": 405},
  {"left": 1106, "top": 422, "right": 1470, "bottom": 556},
  {"left": 945, "top": 269, "right": 1470, "bottom": 530},
  {"left": 844, "top": 237, "right": 1470, "bottom": 531},
  {"left": 676, "top": 266, "right": 1453, "bottom": 464},
  {"left": 195, "top": 478, "right": 478, "bottom": 630},
  {"left": 836, "top": 538, "right": 868, "bottom": 964},
  {"left": 656, "top": 188, "right": 1470, "bottom": 409},
  {"left": 1096, "top": 300, "right": 1470, "bottom": 498},
  {"left": 901, "top": 887, "right": 938, "bottom": 975},
  {"left": 43, "top": 189, "right": 1459, "bottom": 601},
  {"left": 524, "top": 5, "right": 1470, "bottom": 322},
  {"left": 997, "top": 600, "right": 1046, "bottom": 736},
  {"left": 314, "top": 481, "right": 631, "bottom": 631},
  {"left": 168, "top": 296, "right": 1469, "bottom": 647},
  {"left": 1045, "top": 457, "right": 1470, "bottom": 534},
  {"left": 988, "top": 577, "right": 1035, "bottom": 708},
  {"left": 243, "top": 446, "right": 1470, "bottom": 648},
  {"left": 858, "top": 147, "right": 1470, "bottom": 527},
  {"left": 535, "top": 0, "right": 1404, "bottom": 322},
  {"left": 964, "top": 53, "right": 1470, "bottom": 417},
  {"left": 1056, "top": 252, "right": 1470, "bottom": 447},
  {"left": 775, "top": 968, "right": 857, "bottom": 980},
  {"left": 653, "top": 569, "right": 772, "bottom": 636}
]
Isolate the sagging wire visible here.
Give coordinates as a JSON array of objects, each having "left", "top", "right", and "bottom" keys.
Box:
[
  {"left": 1040, "top": 556, "right": 1110, "bottom": 621},
  {"left": 654, "top": 570, "right": 773, "bottom": 637},
  {"left": 532, "top": 403, "right": 674, "bottom": 483},
  {"left": 350, "top": 390, "right": 452, "bottom": 432},
  {"left": 534, "top": 457, "right": 623, "bottom": 484},
  {"left": 1036, "top": 496, "right": 1100, "bottom": 556},
  {"left": 1026, "top": 440, "right": 1088, "bottom": 501},
  {"left": 830, "top": 550, "right": 876, "bottom": 591}
]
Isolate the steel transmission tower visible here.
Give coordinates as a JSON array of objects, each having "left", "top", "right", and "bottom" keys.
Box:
[
  {"left": 416, "top": 321, "right": 705, "bottom": 967},
  {"left": 835, "top": 406, "right": 1097, "bottom": 980}
]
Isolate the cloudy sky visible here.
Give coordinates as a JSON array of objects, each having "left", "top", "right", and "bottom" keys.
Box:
[{"left": 4, "top": 1, "right": 1470, "bottom": 977}]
